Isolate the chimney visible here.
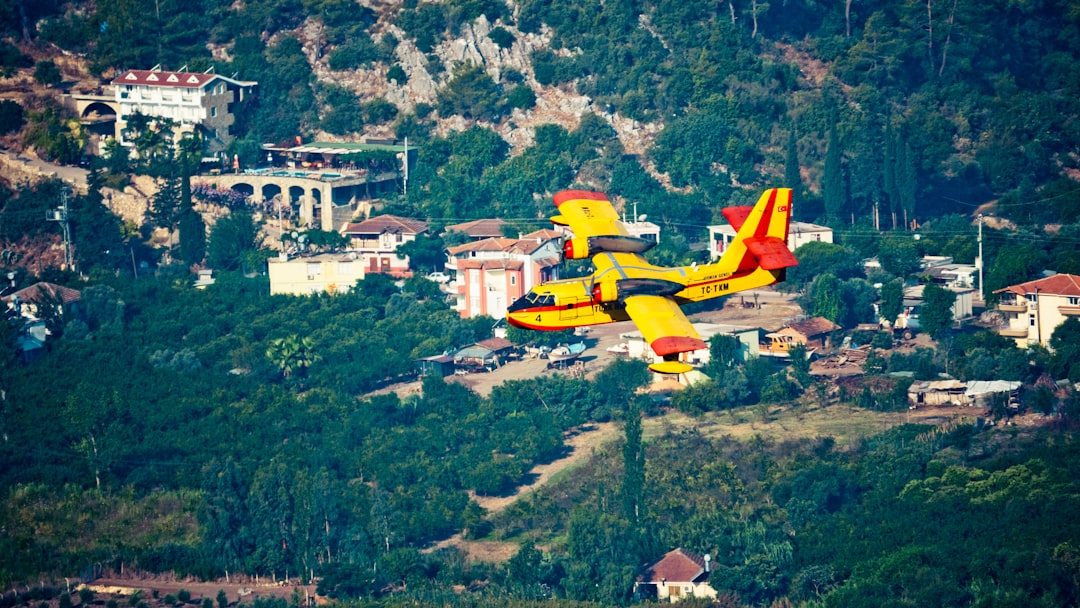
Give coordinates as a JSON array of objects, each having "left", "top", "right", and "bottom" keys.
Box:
[{"left": 703, "top": 554, "right": 711, "bottom": 573}]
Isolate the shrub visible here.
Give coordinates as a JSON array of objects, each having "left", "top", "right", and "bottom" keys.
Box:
[
  {"left": 387, "top": 64, "right": 407, "bottom": 84},
  {"left": 0, "top": 99, "right": 25, "bottom": 135},
  {"left": 489, "top": 26, "right": 515, "bottom": 49},
  {"left": 34, "top": 60, "right": 62, "bottom": 87}
]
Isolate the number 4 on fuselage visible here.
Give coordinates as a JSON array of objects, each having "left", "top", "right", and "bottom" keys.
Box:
[{"left": 506, "top": 188, "right": 798, "bottom": 375}]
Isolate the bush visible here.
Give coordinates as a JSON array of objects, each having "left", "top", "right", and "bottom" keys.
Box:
[
  {"left": 489, "top": 26, "right": 515, "bottom": 49},
  {"left": 506, "top": 84, "right": 536, "bottom": 110},
  {"left": 387, "top": 64, "right": 407, "bottom": 84},
  {"left": 0, "top": 99, "right": 25, "bottom": 135},
  {"left": 34, "top": 60, "right": 62, "bottom": 87},
  {"left": 327, "top": 37, "right": 381, "bottom": 70}
]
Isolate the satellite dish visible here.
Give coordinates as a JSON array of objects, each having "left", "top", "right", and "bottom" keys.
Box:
[{"left": 638, "top": 214, "right": 647, "bottom": 222}]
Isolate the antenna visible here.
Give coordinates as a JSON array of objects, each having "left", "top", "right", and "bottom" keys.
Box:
[{"left": 46, "top": 190, "right": 74, "bottom": 271}]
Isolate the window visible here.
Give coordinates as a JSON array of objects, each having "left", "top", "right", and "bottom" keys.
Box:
[
  {"left": 510, "top": 275, "right": 517, "bottom": 286},
  {"left": 1069, "top": 296, "right": 1079, "bottom": 306},
  {"left": 210, "top": 106, "right": 217, "bottom": 117},
  {"left": 1030, "top": 315, "right": 1036, "bottom": 327},
  {"left": 1026, "top": 293, "right": 1037, "bottom": 302}
]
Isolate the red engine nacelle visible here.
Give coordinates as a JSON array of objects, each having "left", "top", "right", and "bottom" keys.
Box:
[
  {"left": 591, "top": 281, "right": 620, "bottom": 304},
  {"left": 563, "top": 237, "right": 590, "bottom": 260}
]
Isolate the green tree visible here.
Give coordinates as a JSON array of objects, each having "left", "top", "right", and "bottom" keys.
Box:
[
  {"left": 395, "top": 234, "right": 445, "bottom": 273},
  {"left": 207, "top": 212, "right": 262, "bottom": 271},
  {"left": 437, "top": 63, "right": 505, "bottom": 122},
  {"left": 877, "top": 236, "right": 920, "bottom": 278},
  {"left": 178, "top": 208, "right": 206, "bottom": 266},
  {"left": 786, "top": 242, "right": 863, "bottom": 292},
  {"left": 266, "top": 335, "right": 321, "bottom": 379},
  {"left": 823, "top": 122, "right": 845, "bottom": 225},
  {"left": 919, "top": 282, "right": 956, "bottom": 339},
  {"left": 784, "top": 128, "right": 801, "bottom": 200},
  {"left": 879, "top": 278, "right": 905, "bottom": 326},
  {"left": 809, "top": 273, "right": 845, "bottom": 324},
  {"left": 0, "top": 99, "right": 24, "bottom": 135},
  {"left": 33, "top": 60, "right": 62, "bottom": 87},
  {"left": 1049, "top": 317, "right": 1080, "bottom": 382}
]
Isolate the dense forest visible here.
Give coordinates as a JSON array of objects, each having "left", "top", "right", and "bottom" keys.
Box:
[{"left": 3, "top": 0, "right": 1080, "bottom": 606}]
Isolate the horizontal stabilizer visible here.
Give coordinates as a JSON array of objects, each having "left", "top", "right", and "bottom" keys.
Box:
[
  {"left": 744, "top": 236, "right": 799, "bottom": 270},
  {"left": 721, "top": 205, "right": 754, "bottom": 232}
]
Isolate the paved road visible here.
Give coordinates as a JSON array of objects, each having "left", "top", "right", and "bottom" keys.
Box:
[{"left": 2, "top": 148, "right": 89, "bottom": 190}]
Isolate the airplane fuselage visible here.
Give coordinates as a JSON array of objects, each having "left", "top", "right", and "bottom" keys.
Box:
[{"left": 506, "top": 251, "right": 784, "bottom": 331}]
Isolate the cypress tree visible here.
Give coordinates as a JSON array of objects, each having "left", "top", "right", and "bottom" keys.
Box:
[
  {"left": 823, "top": 123, "right": 845, "bottom": 225},
  {"left": 784, "top": 127, "right": 801, "bottom": 197}
]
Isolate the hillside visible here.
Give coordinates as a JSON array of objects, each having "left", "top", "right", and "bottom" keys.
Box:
[{"left": 3, "top": 1, "right": 1080, "bottom": 607}]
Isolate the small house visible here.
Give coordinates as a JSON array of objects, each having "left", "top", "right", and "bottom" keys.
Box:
[
  {"left": 452, "top": 337, "right": 515, "bottom": 371},
  {"left": 908, "top": 380, "right": 968, "bottom": 408},
  {"left": 635, "top": 548, "right": 717, "bottom": 602}
]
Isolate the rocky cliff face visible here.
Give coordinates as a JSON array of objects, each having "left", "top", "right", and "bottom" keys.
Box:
[{"left": 303, "top": 6, "right": 664, "bottom": 162}]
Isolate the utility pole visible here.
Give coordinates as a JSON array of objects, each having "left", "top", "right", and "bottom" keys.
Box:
[
  {"left": 977, "top": 214, "right": 984, "bottom": 303},
  {"left": 402, "top": 136, "right": 409, "bottom": 196},
  {"left": 47, "top": 189, "right": 74, "bottom": 272}
]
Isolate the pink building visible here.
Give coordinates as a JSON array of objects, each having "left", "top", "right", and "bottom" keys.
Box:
[{"left": 446, "top": 230, "right": 562, "bottom": 319}]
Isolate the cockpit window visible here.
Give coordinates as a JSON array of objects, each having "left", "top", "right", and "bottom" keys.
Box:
[{"left": 523, "top": 292, "right": 555, "bottom": 306}]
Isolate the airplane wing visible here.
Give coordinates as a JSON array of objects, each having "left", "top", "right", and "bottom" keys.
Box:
[
  {"left": 623, "top": 294, "right": 707, "bottom": 362},
  {"left": 550, "top": 190, "right": 632, "bottom": 238}
]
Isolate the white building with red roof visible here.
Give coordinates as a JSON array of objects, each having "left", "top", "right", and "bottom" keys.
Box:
[
  {"left": 993, "top": 273, "right": 1080, "bottom": 347},
  {"left": 112, "top": 68, "right": 256, "bottom": 152},
  {"left": 340, "top": 215, "right": 429, "bottom": 277},
  {"left": 446, "top": 230, "right": 562, "bottom": 319},
  {"left": 635, "top": 548, "right": 718, "bottom": 602}
]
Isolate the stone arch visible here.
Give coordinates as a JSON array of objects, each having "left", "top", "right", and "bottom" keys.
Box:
[
  {"left": 80, "top": 101, "right": 117, "bottom": 121},
  {"left": 230, "top": 182, "right": 255, "bottom": 201},
  {"left": 261, "top": 183, "right": 282, "bottom": 202}
]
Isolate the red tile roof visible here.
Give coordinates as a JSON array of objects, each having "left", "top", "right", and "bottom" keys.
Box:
[
  {"left": 113, "top": 69, "right": 218, "bottom": 88},
  {"left": 3, "top": 282, "right": 81, "bottom": 305},
  {"left": 444, "top": 218, "right": 508, "bottom": 238},
  {"left": 787, "top": 317, "right": 841, "bottom": 337},
  {"left": 476, "top": 337, "right": 514, "bottom": 351},
  {"left": 994, "top": 273, "right": 1080, "bottom": 297},
  {"left": 342, "top": 215, "right": 428, "bottom": 236},
  {"left": 639, "top": 549, "right": 708, "bottom": 584},
  {"left": 447, "top": 238, "right": 520, "bottom": 255}
]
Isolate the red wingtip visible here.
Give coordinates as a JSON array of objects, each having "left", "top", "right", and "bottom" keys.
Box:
[
  {"left": 651, "top": 336, "right": 707, "bottom": 357},
  {"left": 553, "top": 190, "right": 610, "bottom": 208}
]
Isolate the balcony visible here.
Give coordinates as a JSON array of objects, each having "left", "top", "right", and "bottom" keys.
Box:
[
  {"left": 998, "top": 327, "right": 1029, "bottom": 338},
  {"left": 1060, "top": 306, "right": 1080, "bottom": 317},
  {"left": 996, "top": 302, "right": 1027, "bottom": 313}
]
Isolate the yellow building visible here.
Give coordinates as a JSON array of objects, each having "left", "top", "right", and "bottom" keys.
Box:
[
  {"left": 267, "top": 253, "right": 365, "bottom": 296},
  {"left": 993, "top": 274, "right": 1080, "bottom": 347}
]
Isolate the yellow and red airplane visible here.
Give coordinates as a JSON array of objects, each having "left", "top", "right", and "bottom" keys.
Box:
[{"left": 506, "top": 188, "right": 798, "bottom": 374}]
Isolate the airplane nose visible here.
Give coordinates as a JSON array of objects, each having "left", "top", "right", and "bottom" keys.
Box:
[{"left": 506, "top": 314, "right": 525, "bottom": 329}]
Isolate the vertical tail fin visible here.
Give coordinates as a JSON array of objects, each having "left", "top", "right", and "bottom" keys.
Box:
[{"left": 721, "top": 188, "right": 798, "bottom": 272}]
